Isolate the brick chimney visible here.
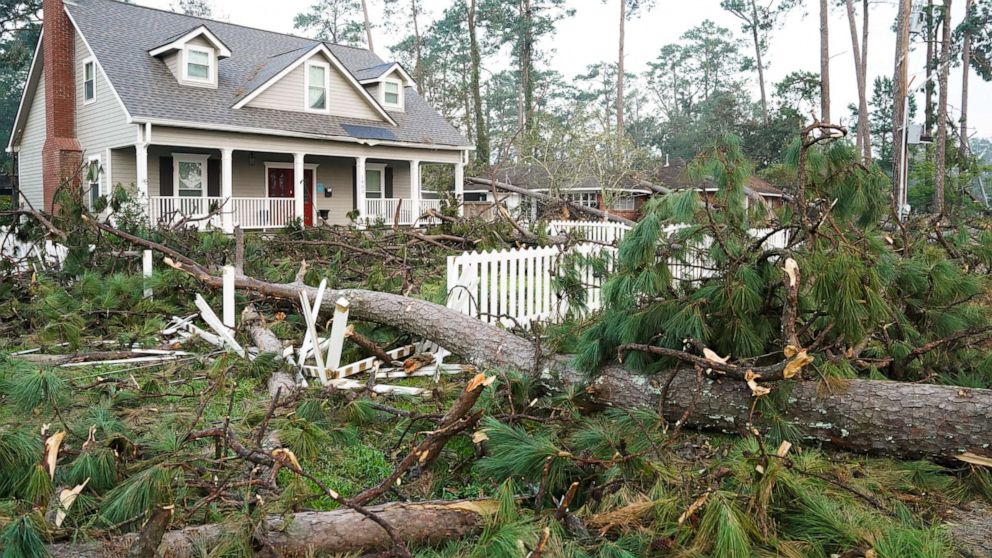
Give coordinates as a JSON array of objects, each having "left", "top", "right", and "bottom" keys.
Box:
[{"left": 41, "top": 0, "right": 82, "bottom": 212}]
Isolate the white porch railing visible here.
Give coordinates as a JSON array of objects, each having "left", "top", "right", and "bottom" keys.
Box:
[
  {"left": 149, "top": 196, "right": 225, "bottom": 229},
  {"left": 148, "top": 196, "right": 296, "bottom": 230},
  {"left": 364, "top": 198, "right": 445, "bottom": 226},
  {"left": 230, "top": 198, "right": 295, "bottom": 229}
]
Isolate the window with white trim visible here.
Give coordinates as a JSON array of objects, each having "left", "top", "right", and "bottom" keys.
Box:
[
  {"left": 82, "top": 58, "right": 96, "bottom": 104},
  {"left": 382, "top": 79, "right": 402, "bottom": 108},
  {"left": 183, "top": 46, "right": 213, "bottom": 84},
  {"left": 610, "top": 195, "right": 635, "bottom": 211},
  {"left": 174, "top": 154, "right": 209, "bottom": 198},
  {"left": 305, "top": 60, "right": 330, "bottom": 112},
  {"left": 567, "top": 192, "right": 599, "bottom": 209},
  {"left": 86, "top": 155, "right": 102, "bottom": 209},
  {"left": 365, "top": 166, "right": 384, "bottom": 199}
]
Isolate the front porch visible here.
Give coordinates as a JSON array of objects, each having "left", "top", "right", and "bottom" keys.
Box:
[{"left": 112, "top": 143, "right": 464, "bottom": 231}]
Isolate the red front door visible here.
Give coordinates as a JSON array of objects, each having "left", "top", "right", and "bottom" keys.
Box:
[
  {"left": 303, "top": 169, "right": 314, "bottom": 227},
  {"left": 267, "top": 168, "right": 314, "bottom": 226}
]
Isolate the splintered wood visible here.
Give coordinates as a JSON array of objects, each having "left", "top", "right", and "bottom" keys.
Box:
[{"left": 296, "top": 294, "right": 470, "bottom": 397}]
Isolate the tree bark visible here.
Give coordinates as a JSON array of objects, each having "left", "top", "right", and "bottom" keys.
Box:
[
  {"left": 466, "top": 176, "right": 638, "bottom": 226},
  {"left": 819, "top": 0, "right": 831, "bottom": 121},
  {"left": 845, "top": 0, "right": 870, "bottom": 160},
  {"left": 960, "top": 0, "right": 974, "bottom": 158},
  {"left": 468, "top": 0, "right": 490, "bottom": 166},
  {"left": 617, "top": 0, "right": 626, "bottom": 138},
  {"left": 50, "top": 500, "right": 496, "bottom": 558},
  {"left": 892, "top": 0, "right": 912, "bottom": 217},
  {"left": 925, "top": 0, "right": 936, "bottom": 139},
  {"left": 934, "top": 0, "right": 952, "bottom": 216}
]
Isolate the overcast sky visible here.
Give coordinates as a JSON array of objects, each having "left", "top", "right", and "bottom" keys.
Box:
[{"left": 137, "top": 0, "right": 991, "bottom": 141}]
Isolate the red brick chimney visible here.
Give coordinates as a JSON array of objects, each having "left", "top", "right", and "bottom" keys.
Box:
[{"left": 41, "top": 0, "right": 82, "bottom": 212}]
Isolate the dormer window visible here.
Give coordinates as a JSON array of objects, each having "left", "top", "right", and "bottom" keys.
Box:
[
  {"left": 82, "top": 57, "right": 96, "bottom": 104},
  {"left": 148, "top": 25, "right": 230, "bottom": 89},
  {"left": 382, "top": 79, "right": 402, "bottom": 108},
  {"left": 305, "top": 60, "right": 330, "bottom": 113},
  {"left": 183, "top": 46, "right": 214, "bottom": 84}
]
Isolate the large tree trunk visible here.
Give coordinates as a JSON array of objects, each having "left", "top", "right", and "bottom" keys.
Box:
[
  {"left": 892, "top": 0, "right": 913, "bottom": 217},
  {"left": 819, "top": 0, "right": 831, "bottom": 121},
  {"left": 50, "top": 500, "right": 496, "bottom": 558},
  {"left": 164, "top": 264, "right": 992, "bottom": 463},
  {"left": 845, "top": 0, "right": 870, "bottom": 160},
  {"left": 617, "top": 0, "right": 626, "bottom": 139},
  {"left": 468, "top": 0, "right": 490, "bottom": 166},
  {"left": 517, "top": 0, "right": 533, "bottom": 135},
  {"left": 412, "top": 0, "right": 423, "bottom": 87},
  {"left": 925, "top": 0, "right": 936, "bottom": 139},
  {"left": 360, "top": 0, "right": 374, "bottom": 52},
  {"left": 960, "top": 0, "right": 974, "bottom": 159},
  {"left": 750, "top": 0, "right": 769, "bottom": 125},
  {"left": 934, "top": 0, "right": 952, "bottom": 216}
]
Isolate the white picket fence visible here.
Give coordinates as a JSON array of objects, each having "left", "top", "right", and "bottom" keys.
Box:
[
  {"left": 0, "top": 225, "right": 69, "bottom": 272},
  {"left": 446, "top": 220, "right": 790, "bottom": 327},
  {"left": 548, "top": 220, "right": 631, "bottom": 244}
]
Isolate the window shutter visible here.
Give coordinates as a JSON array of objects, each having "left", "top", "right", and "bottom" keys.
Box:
[
  {"left": 352, "top": 166, "right": 357, "bottom": 211},
  {"left": 159, "top": 157, "right": 174, "bottom": 196},
  {"left": 207, "top": 159, "right": 220, "bottom": 197},
  {"left": 384, "top": 167, "right": 393, "bottom": 198}
]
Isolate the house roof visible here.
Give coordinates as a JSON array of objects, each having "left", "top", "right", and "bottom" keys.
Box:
[
  {"left": 61, "top": 0, "right": 471, "bottom": 148},
  {"left": 649, "top": 159, "right": 787, "bottom": 198}
]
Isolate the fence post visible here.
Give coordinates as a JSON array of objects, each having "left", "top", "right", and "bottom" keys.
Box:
[
  {"left": 142, "top": 250, "right": 153, "bottom": 299},
  {"left": 222, "top": 265, "right": 235, "bottom": 329},
  {"left": 325, "top": 297, "right": 351, "bottom": 378}
]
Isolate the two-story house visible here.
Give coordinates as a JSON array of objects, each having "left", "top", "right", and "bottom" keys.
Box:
[{"left": 6, "top": 0, "right": 473, "bottom": 231}]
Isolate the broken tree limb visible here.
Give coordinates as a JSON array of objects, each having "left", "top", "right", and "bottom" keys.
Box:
[
  {"left": 466, "top": 176, "right": 637, "bottom": 227},
  {"left": 241, "top": 305, "right": 296, "bottom": 399},
  {"left": 48, "top": 500, "right": 497, "bottom": 558}
]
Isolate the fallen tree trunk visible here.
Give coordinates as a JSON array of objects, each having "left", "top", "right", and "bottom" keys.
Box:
[
  {"left": 49, "top": 499, "right": 496, "bottom": 558},
  {"left": 180, "top": 264, "right": 991, "bottom": 461},
  {"left": 82, "top": 220, "right": 992, "bottom": 463}
]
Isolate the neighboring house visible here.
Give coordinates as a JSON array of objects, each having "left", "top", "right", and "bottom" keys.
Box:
[
  {"left": 464, "top": 164, "right": 654, "bottom": 222},
  {"left": 652, "top": 158, "right": 788, "bottom": 210},
  {"left": 465, "top": 158, "right": 788, "bottom": 223},
  {"left": 6, "top": 0, "right": 472, "bottom": 230}
]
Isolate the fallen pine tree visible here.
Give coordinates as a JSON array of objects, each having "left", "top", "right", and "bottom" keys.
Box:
[{"left": 93, "top": 213, "right": 992, "bottom": 462}]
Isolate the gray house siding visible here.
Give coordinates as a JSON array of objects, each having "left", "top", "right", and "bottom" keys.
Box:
[
  {"left": 247, "top": 52, "right": 384, "bottom": 122},
  {"left": 17, "top": 73, "right": 45, "bottom": 209},
  {"left": 76, "top": 31, "right": 133, "bottom": 155}
]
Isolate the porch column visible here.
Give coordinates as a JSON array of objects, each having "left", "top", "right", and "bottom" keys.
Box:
[
  {"left": 220, "top": 147, "right": 233, "bottom": 233},
  {"left": 454, "top": 160, "right": 465, "bottom": 217},
  {"left": 293, "top": 152, "right": 306, "bottom": 226},
  {"left": 409, "top": 159, "right": 421, "bottom": 226},
  {"left": 356, "top": 156, "right": 367, "bottom": 224},
  {"left": 135, "top": 143, "right": 148, "bottom": 209}
]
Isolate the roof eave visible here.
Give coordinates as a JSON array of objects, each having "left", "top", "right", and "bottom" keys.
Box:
[
  {"left": 6, "top": 30, "right": 43, "bottom": 152},
  {"left": 148, "top": 25, "right": 233, "bottom": 58}
]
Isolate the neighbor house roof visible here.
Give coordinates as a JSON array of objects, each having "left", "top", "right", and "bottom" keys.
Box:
[
  {"left": 464, "top": 163, "right": 655, "bottom": 194},
  {"left": 650, "top": 159, "right": 787, "bottom": 199},
  {"left": 61, "top": 0, "right": 471, "bottom": 147}
]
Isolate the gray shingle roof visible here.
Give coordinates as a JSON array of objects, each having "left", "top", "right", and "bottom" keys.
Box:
[
  {"left": 66, "top": 0, "right": 472, "bottom": 147},
  {"left": 353, "top": 62, "right": 396, "bottom": 81}
]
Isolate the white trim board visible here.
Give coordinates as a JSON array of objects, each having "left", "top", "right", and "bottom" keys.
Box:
[{"left": 148, "top": 25, "right": 232, "bottom": 58}]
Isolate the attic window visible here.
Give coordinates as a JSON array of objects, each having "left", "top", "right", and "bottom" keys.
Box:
[
  {"left": 382, "top": 79, "right": 402, "bottom": 107},
  {"left": 82, "top": 58, "right": 96, "bottom": 104},
  {"left": 183, "top": 46, "right": 214, "bottom": 84},
  {"left": 305, "top": 60, "right": 330, "bottom": 113}
]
